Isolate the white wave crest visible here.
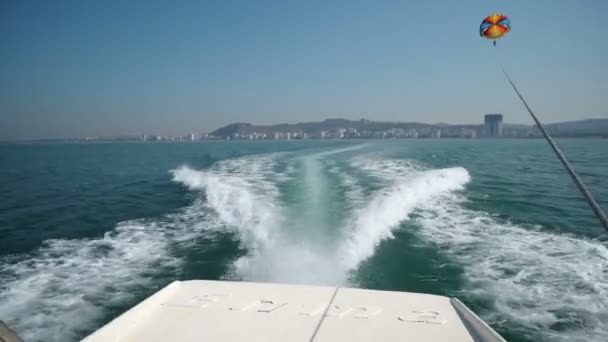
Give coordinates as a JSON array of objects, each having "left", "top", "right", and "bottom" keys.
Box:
[
  {"left": 171, "top": 161, "right": 280, "bottom": 263},
  {"left": 171, "top": 157, "right": 327, "bottom": 284},
  {"left": 339, "top": 166, "right": 471, "bottom": 270}
]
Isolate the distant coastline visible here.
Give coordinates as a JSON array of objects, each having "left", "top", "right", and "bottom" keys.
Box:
[{"left": 3, "top": 118, "right": 607, "bottom": 143}]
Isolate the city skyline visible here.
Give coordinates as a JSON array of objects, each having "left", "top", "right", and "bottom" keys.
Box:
[
  {"left": 4, "top": 113, "right": 605, "bottom": 141},
  {"left": 5, "top": 116, "right": 607, "bottom": 142},
  {"left": 1, "top": 0, "right": 607, "bottom": 140}
]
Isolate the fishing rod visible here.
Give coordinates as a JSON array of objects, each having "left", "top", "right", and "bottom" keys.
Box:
[{"left": 500, "top": 65, "right": 608, "bottom": 232}]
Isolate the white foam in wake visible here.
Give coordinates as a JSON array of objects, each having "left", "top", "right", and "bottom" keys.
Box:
[
  {"left": 171, "top": 158, "right": 280, "bottom": 268},
  {"left": 0, "top": 203, "right": 211, "bottom": 342},
  {"left": 415, "top": 193, "right": 608, "bottom": 341},
  {"left": 338, "top": 166, "right": 471, "bottom": 270},
  {"left": 351, "top": 154, "right": 420, "bottom": 179},
  {"left": 172, "top": 157, "right": 338, "bottom": 284},
  {"left": 172, "top": 153, "right": 474, "bottom": 287},
  {"left": 2, "top": 150, "right": 474, "bottom": 342},
  {"left": 352, "top": 156, "right": 608, "bottom": 341}
]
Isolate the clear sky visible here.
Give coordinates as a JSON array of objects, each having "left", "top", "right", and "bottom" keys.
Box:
[{"left": 1, "top": 0, "right": 607, "bottom": 139}]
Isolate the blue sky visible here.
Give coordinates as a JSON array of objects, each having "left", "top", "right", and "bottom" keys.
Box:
[{"left": 1, "top": 0, "right": 606, "bottom": 139}]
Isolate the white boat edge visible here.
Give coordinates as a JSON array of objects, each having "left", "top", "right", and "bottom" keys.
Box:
[{"left": 81, "top": 280, "right": 506, "bottom": 342}]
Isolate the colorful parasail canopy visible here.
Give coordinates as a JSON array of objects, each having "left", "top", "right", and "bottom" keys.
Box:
[{"left": 480, "top": 13, "right": 510, "bottom": 46}]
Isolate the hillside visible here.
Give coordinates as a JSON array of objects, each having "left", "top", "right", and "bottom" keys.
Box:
[
  {"left": 210, "top": 117, "right": 608, "bottom": 138},
  {"left": 211, "top": 118, "right": 460, "bottom": 137},
  {"left": 545, "top": 119, "right": 608, "bottom": 137}
]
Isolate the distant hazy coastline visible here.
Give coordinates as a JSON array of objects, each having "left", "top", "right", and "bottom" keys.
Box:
[{"left": 3, "top": 118, "right": 607, "bottom": 143}]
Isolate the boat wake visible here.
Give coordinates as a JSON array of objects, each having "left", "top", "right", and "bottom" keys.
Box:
[
  {"left": 1, "top": 146, "right": 606, "bottom": 342},
  {"left": 171, "top": 151, "right": 469, "bottom": 285},
  {"left": 354, "top": 156, "right": 608, "bottom": 342},
  {"left": 0, "top": 202, "right": 212, "bottom": 341},
  {"left": 173, "top": 150, "right": 608, "bottom": 341}
]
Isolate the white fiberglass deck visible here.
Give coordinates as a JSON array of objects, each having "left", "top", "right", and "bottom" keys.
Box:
[{"left": 83, "top": 280, "right": 505, "bottom": 342}]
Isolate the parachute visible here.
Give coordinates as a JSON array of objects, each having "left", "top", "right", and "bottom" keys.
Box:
[{"left": 480, "top": 13, "right": 510, "bottom": 46}]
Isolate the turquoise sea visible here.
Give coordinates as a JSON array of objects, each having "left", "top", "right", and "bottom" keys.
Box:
[{"left": 0, "top": 139, "right": 607, "bottom": 341}]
